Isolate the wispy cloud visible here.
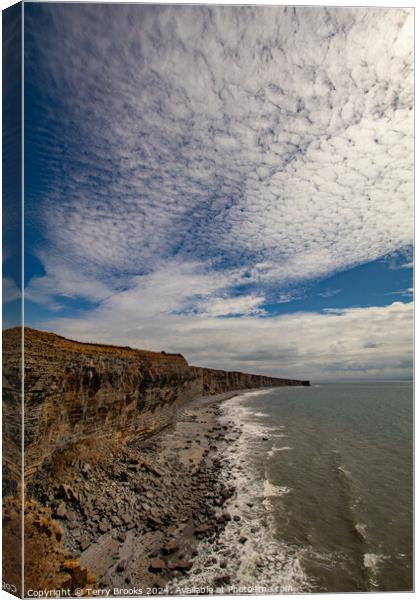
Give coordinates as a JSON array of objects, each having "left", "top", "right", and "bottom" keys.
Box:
[
  {"left": 385, "top": 287, "right": 414, "bottom": 298},
  {"left": 318, "top": 288, "right": 342, "bottom": 298},
  {"left": 389, "top": 261, "right": 414, "bottom": 270},
  {"left": 3, "top": 277, "right": 21, "bottom": 304}
]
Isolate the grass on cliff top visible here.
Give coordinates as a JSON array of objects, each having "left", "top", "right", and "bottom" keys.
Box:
[{"left": 4, "top": 327, "right": 186, "bottom": 362}]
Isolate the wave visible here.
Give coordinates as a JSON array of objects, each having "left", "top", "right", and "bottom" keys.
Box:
[
  {"left": 236, "top": 389, "right": 274, "bottom": 399},
  {"left": 263, "top": 480, "right": 292, "bottom": 498},
  {"left": 337, "top": 465, "right": 352, "bottom": 479},
  {"left": 252, "top": 411, "right": 270, "bottom": 418},
  {"left": 363, "top": 553, "right": 389, "bottom": 588},
  {"left": 169, "top": 392, "right": 311, "bottom": 593},
  {"left": 267, "top": 445, "right": 292, "bottom": 457}
]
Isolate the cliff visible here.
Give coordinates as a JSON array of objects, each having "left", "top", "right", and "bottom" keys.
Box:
[{"left": 3, "top": 327, "right": 309, "bottom": 477}]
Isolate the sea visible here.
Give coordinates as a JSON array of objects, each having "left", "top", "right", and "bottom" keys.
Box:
[{"left": 174, "top": 382, "right": 413, "bottom": 594}]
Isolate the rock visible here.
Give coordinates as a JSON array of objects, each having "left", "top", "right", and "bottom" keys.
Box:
[
  {"left": 117, "top": 532, "right": 127, "bottom": 543},
  {"left": 66, "top": 510, "right": 77, "bottom": 522},
  {"left": 215, "top": 574, "right": 231, "bottom": 586},
  {"left": 55, "top": 502, "right": 66, "bottom": 518},
  {"left": 162, "top": 540, "right": 179, "bottom": 555},
  {"left": 77, "top": 536, "right": 90, "bottom": 551},
  {"left": 116, "top": 560, "right": 126, "bottom": 573},
  {"left": 141, "top": 461, "right": 162, "bottom": 478},
  {"left": 168, "top": 560, "right": 193, "bottom": 571},
  {"left": 153, "top": 576, "right": 167, "bottom": 588},
  {"left": 98, "top": 520, "right": 109, "bottom": 533},
  {"left": 239, "top": 536, "right": 248, "bottom": 544},
  {"left": 60, "top": 484, "right": 79, "bottom": 504},
  {"left": 81, "top": 463, "right": 91, "bottom": 477},
  {"left": 147, "top": 515, "right": 162, "bottom": 529},
  {"left": 194, "top": 524, "right": 212, "bottom": 535},
  {"left": 148, "top": 559, "right": 166, "bottom": 573},
  {"left": 233, "top": 515, "right": 241, "bottom": 522},
  {"left": 121, "top": 513, "right": 131, "bottom": 525}
]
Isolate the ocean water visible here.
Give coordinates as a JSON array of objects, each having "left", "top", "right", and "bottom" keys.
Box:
[{"left": 174, "top": 382, "right": 413, "bottom": 593}]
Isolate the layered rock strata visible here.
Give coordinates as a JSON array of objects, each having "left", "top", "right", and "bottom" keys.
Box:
[{"left": 2, "top": 327, "right": 309, "bottom": 477}]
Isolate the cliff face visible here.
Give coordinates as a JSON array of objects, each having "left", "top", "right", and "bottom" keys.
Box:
[
  {"left": 3, "top": 327, "right": 308, "bottom": 476},
  {"left": 201, "top": 367, "right": 308, "bottom": 395}
]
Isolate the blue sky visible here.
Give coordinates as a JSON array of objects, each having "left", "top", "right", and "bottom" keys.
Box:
[{"left": 5, "top": 4, "right": 414, "bottom": 380}]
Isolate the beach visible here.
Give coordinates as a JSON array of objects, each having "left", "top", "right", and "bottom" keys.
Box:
[{"left": 27, "top": 391, "right": 248, "bottom": 594}]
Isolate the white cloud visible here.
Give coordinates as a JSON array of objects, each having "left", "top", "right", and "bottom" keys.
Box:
[
  {"left": 25, "top": 5, "right": 413, "bottom": 299},
  {"left": 2, "top": 277, "right": 21, "bottom": 304},
  {"left": 277, "top": 290, "right": 303, "bottom": 304},
  {"left": 43, "top": 300, "right": 413, "bottom": 381},
  {"left": 25, "top": 252, "right": 115, "bottom": 310},
  {"left": 193, "top": 294, "right": 266, "bottom": 317},
  {"left": 318, "top": 288, "right": 342, "bottom": 298},
  {"left": 385, "top": 287, "right": 414, "bottom": 298}
]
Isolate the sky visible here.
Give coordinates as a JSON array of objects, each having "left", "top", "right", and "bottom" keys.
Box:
[{"left": 5, "top": 4, "right": 414, "bottom": 381}]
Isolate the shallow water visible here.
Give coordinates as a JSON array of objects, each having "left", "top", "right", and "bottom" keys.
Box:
[{"left": 172, "top": 382, "right": 412, "bottom": 593}]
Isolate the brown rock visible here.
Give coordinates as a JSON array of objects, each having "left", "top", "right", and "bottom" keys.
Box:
[
  {"left": 77, "top": 536, "right": 90, "bottom": 551},
  {"left": 168, "top": 560, "right": 193, "bottom": 571},
  {"left": 55, "top": 503, "right": 66, "bottom": 518},
  {"left": 66, "top": 510, "right": 77, "bottom": 522},
  {"left": 194, "top": 524, "right": 212, "bottom": 535},
  {"left": 148, "top": 559, "right": 166, "bottom": 573},
  {"left": 121, "top": 513, "right": 131, "bottom": 525},
  {"left": 162, "top": 540, "right": 179, "bottom": 555},
  {"left": 98, "top": 520, "right": 109, "bottom": 533},
  {"left": 215, "top": 574, "right": 231, "bottom": 586}
]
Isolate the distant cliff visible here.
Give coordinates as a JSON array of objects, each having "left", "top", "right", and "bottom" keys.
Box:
[{"left": 3, "top": 327, "right": 309, "bottom": 476}]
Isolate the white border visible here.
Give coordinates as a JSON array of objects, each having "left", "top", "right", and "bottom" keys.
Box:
[{"left": 0, "top": 2, "right": 415, "bottom": 600}]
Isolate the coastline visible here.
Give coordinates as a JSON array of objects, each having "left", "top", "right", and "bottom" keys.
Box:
[{"left": 27, "top": 389, "right": 252, "bottom": 594}]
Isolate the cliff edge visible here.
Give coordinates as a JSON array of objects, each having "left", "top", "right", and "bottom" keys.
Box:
[{"left": 3, "top": 327, "right": 309, "bottom": 477}]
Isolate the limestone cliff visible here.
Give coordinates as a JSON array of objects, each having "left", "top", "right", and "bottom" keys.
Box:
[{"left": 3, "top": 327, "right": 309, "bottom": 477}]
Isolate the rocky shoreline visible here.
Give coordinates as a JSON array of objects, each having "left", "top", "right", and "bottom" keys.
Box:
[{"left": 27, "top": 390, "right": 247, "bottom": 594}]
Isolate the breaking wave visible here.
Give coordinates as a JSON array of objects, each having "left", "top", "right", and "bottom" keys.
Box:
[{"left": 170, "top": 391, "right": 311, "bottom": 593}]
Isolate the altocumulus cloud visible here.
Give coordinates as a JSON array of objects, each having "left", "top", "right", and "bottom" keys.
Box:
[{"left": 24, "top": 5, "right": 414, "bottom": 379}]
